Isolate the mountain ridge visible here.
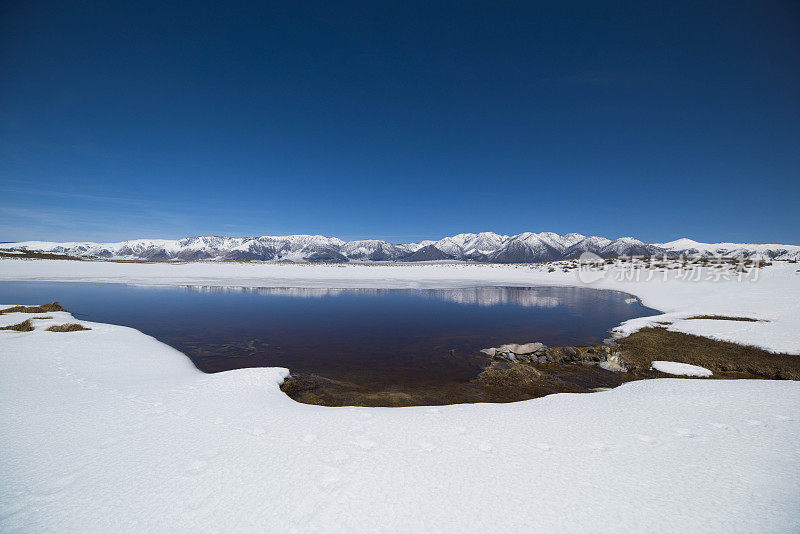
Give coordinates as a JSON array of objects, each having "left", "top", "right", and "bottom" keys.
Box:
[{"left": 2, "top": 232, "right": 799, "bottom": 263}]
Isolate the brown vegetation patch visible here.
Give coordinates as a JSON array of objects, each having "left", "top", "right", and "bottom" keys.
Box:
[
  {"left": 0, "top": 319, "right": 34, "bottom": 332},
  {"left": 0, "top": 250, "right": 88, "bottom": 260},
  {"left": 0, "top": 302, "right": 66, "bottom": 314},
  {"left": 685, "top": 315, "right": 762, "bottom": 322},
  {"left": 46, "top": 323, "right": 91, "bottom": 332},
  {"left": 282, "top": 360, "right": 630, "bottom": 407},
  {"left": 616, "top": 327, "right": 799, "bottom": 380}
]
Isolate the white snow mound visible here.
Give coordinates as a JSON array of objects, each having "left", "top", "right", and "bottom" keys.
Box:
[{"left": 651, "top": 360, "right": 713, "bottom": 377}]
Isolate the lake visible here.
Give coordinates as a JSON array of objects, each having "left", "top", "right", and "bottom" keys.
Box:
[{"left": 0, "top": 282, "right": 656, "bottom": 402}]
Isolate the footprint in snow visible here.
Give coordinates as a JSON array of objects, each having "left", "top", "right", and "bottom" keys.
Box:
[
  {"left": 352, "top": 437, "right": 377, "bottom": 450},
  {"left": 419, "top": 441, "right": 437, "bottom": 452},
  {"left": 199, "top": 448, "right": 219, "bottom": 460},
  {"left": 586, "top": 441, "right": 612, "bottom": 453},
  {"left": 711, "top": 422, "right": 729, "bottom": 430},
  {"left": 478, "top": 442, "right": 493, "bottom": 453},
  {"left": 318, "top": 466, "right": 343, "bottom": 489},
  {"left": 210, "top": 417, "right": 224, "bottom": 425},
  {"left": 536, "top": 443, "right": 552, "bottom": 451},
  {"left": 322, "top": 449, "right": 350, "bottom": 465},
  {"left": 185, "top": 459, "right": 208, "bottom": 476},
  {"left": 302, "top": 433, "right": 317, "bottom": 443},
  {"left": 251, "top": 425, "right": 266, "bottom": 436},
  {"left": 745, "top": 419, "right": 764, "bottom": 426},
  {"left": 634, "top": 434, "right": 657, "bottom": 445},
  {"left": 97, "top": 437, "right": 121, "bottom": 449},
  {"left": 674, "top": 428, "right": 695, "bottom": 438},
  {"left": 774, "top": 415, "right": 791, "bottom": 422},
  {"left": 452, "top": 426, "right": 468, "bottom": 435}
]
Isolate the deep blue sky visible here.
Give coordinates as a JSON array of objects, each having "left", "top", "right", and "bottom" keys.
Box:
[{"left": 1, "top": 1, "right": 799, "bottom": 244}]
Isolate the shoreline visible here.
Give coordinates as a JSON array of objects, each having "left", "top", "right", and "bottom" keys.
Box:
[{"left": 1, "top": 257, "right": 798, "bottom": 354}]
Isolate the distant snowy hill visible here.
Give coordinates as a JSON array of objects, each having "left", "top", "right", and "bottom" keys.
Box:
[{"left": 2, "top": 232, "right": 798, "bottom": 263}]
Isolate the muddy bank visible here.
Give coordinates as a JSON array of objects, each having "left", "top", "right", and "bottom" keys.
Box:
[
  {"left": 281, "top": 360, "right": 629, "bottom": 407},
  {"left": 282, "top": 329, "right": 800, "bottom": 407}
]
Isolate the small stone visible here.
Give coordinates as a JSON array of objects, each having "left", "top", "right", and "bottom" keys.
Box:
[{"left": 480, "top": 348, "right": 497, "bottom": 357}]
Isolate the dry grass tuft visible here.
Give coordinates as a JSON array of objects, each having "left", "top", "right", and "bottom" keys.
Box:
[
  {"left": 46, "top": 323, "right": 91, "bottom": 332},
  {"left": 686, "top": 315, "right": 762, "bottom": 322},
  {"left": 0, "top": 319, "right": 34, "bottom": 332},
  {"left": 0, "top": 302, "right": 66, "bottom": 314},
  {"left": 617, "top": 327, "right": 800, "bottom": 380}
]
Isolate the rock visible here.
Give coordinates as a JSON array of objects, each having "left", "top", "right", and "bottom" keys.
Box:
[
  {"left": 516, "top": 342, "right": 547, "bottom": 355},
  {"left": 480, "top": 348, "right": 497, "bottom": 357},
  {"left": 498, "top": 343, "right": 520, "bottom": 354}
]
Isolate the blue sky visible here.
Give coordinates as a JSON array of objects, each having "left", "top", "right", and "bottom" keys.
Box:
[{"left": 1, "top": 1, "right": 799, "bottom": 244}]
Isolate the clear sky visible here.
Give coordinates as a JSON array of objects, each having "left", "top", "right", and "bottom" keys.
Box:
[{"left": 1, "top": 1, "right": 798, "bottom": 244}]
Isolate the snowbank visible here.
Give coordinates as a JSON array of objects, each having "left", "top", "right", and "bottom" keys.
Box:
[
  {"left": 651, "top": 361, "right": 713, "bottom": 377},
  {"left": 1, "top": 307, "right": 799, "bottom": 532},
  {"left": 1, "top": 259, "right": 799, "bottom": 353}
]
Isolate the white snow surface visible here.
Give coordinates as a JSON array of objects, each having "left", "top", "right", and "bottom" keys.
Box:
[
  {"left": 651, "top": 361, "right": 714, "bottom": 377},
  {"left": 1, "top": 258, "right": 799, "bottom": 353},
  {"left": 1, "top": 307, "right": 799, "bottom": 532}
]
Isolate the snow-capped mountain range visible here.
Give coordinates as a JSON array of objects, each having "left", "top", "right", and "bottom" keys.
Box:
[{"left": 2, "top": 233, "right": 798, "bottom": 263}]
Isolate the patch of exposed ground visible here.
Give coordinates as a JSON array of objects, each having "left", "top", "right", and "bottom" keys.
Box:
[
  {"left": 616, "top": 327, "right": 800, "bottom": 380},
  {"left": 46, "top": 323, "right": 91, "bottom": 332},
  {"left": 0, "top": 250, "right": 88, "bottom": 260},
  {"left": 281, "top": 360, "right": 629, "bottom": 407},
  {"left": 0, "top": 302, "right": 65, "bottom": 314},
  {"left": 685, "top": 315, "right": 762, "bottom": 322},
  {"left": 0, "top": 319, "right": 34, "bottom": 332}
]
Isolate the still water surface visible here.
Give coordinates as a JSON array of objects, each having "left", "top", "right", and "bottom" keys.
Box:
[{"left": 0, "top": 282, "right": 656, "bottom": 386}]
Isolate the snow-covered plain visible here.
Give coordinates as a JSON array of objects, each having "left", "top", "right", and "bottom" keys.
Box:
[{"left": 1, "top": 259, "right": 800, "bottom": 532}]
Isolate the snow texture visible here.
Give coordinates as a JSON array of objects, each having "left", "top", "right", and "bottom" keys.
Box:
[
  {"left": 651, "top": 361, "right": 713, "bottom": 377},
  {"left": 1, "top": 261, "right": 800, "bottom": 531},
  {"left": 1, "top": 305, "right": 799, "bottom": 532}
]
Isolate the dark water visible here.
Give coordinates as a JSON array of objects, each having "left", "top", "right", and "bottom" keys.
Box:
[{"left": 0, "top": 283, "right": 656, "bottom": 386}]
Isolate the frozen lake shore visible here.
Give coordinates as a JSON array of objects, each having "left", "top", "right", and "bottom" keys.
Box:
[{"left": 1, "top": 258, "right": 799, "bottom": 352}]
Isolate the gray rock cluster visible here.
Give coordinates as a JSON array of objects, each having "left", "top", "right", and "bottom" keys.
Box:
[
  {"left": 481, "top": 342, "right": 548, "bottom": 363},
  {"left": 481, "top": 342, "right": 627, "bottom": 371}
]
